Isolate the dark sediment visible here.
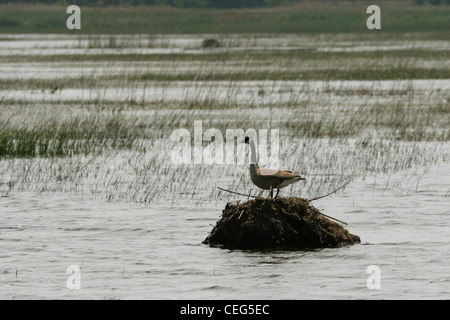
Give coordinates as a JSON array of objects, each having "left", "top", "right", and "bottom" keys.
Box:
[{"left": 203, "top": 197, "right": 360, "bottom": 250}]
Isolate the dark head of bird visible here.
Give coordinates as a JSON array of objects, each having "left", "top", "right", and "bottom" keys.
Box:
[{"left": 244, "top": 136, "right": 250, "bottom": 144}]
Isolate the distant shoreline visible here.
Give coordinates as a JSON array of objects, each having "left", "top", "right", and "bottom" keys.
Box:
[{"left": 0, "top": 3, "right": 449, "bottom": 35}]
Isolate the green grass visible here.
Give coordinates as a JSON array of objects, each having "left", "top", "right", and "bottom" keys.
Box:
[
  {"left": 0, "top": 116, "right": 147, "bottom": 158},
  {"left": 0, "top": 3, "right": 450, "bottom": 35},
  {"left": 0, "top": 129, "right": 86, "bottom": 158}
]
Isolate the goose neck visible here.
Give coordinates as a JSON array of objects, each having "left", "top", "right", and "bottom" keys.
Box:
[{"left": 248, "top": 139, "right": 258, "bottom": 165}]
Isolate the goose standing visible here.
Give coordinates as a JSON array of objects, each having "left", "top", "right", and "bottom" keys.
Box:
[{"left": 244, "top": 136, "right": 305, "bottom": 198}]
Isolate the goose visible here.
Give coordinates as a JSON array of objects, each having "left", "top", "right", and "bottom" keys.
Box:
[{"left": 244, "top": 136, "right": 305, "bottom": 198}]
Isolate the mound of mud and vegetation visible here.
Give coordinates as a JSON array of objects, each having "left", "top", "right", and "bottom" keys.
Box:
[{"left": 203, "top": 197, "right": 360, "bottom": 250}]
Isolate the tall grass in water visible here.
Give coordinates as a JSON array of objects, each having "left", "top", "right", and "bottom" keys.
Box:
[{"left": 0, "top": 32, "right": 449, "bottom": 204}]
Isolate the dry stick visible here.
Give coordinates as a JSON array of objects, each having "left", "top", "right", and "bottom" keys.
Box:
[
  {"left": 308, "top": 180, "right": 352, "bottom": 201},
  {"left": 308, "top": 206, "right": 348, "bottom": 225},
  {"left": 307, "top": 180, "right": 352, "bottom": 225},
  {"left": 218, "top": 187, "right": 262, "bottom": 199}
]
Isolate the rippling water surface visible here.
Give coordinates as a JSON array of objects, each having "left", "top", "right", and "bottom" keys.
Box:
[{"left": 1, "top": 162, "right": 449, "bottom": 300}]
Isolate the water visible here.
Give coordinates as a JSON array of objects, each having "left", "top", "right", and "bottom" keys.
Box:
[
  {"left": 1, "top": 32, "right": 449, "bottom": 299},
  {"left": 1, "top": 161, "right": 448, "bottom": 300}
]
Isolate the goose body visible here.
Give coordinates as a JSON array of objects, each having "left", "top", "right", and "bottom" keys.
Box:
[{"left": 245, "top": 137, "right": 305, "bottom": 198}]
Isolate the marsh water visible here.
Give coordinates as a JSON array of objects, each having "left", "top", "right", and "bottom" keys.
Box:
[
  {"left": 1, "top": 162, "right": 449, "bottom": 299},
  {"left": 0, "top": 34, "right": 449, "bottom": 299}
]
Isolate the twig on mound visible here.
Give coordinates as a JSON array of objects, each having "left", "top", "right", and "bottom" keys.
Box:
[
  {"left": 321, "top": 212, "right": 347, "bottom": 225},
  {"left": 308, "top": 180, "right": 352, "bottom": 202},
  {"left": 218, "top": 187, "right": 262, "bottom": 199},
  {"left": 308, "top": 205, "right": 348, "bottom": 225}
]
